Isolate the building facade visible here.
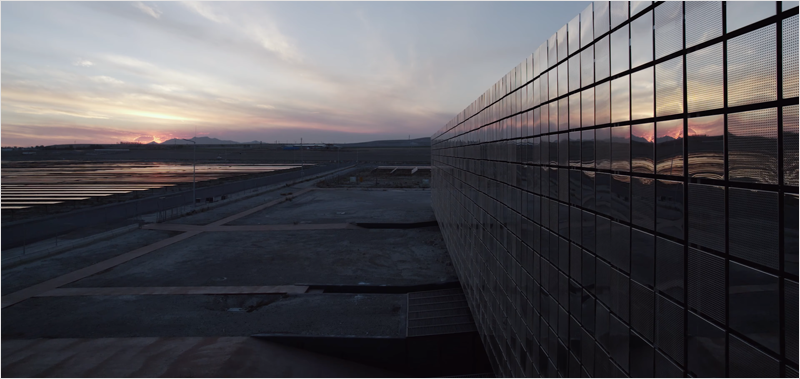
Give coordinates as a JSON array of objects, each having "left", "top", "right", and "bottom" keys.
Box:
[{"left": 431, "top": 1, "right": 799, "bottom": 377}]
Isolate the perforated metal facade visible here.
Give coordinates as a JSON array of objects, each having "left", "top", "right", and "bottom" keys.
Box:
[{"left": 431, "top": 2, "right": 799, "bottom": 377}]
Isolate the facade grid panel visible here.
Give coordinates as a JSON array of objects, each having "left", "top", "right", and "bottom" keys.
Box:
[{"left": 431, "top": 2, "right": 798, "bottom": 377}]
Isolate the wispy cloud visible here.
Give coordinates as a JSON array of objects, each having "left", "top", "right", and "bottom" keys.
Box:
[
  {"left": 180, "top": 1, "right": 300, "bottom": 62},
  {"left": 72, "top": 58, "right": 93, "bottom": 67},
  {"left": 181, "top": 1, "right": 228, "bottom": 23},
  {"left": 133, "top": 1, "right": 161, "bottom": 19},
  {"left": 90, "top": 76, "right": 125, "bottom": 85}
]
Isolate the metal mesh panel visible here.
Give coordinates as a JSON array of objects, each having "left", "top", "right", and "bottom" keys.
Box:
[
  {"left": 581, "top": 3, "right": 594, "bottom": 49},
  {"left": 430, "top": 1, "right": 796, "bottom": 376},
  {"left": 611, "top": 75, "right": 630, "bottom": 123},
  {"left": 558, "top": 24, "right": 568, "bottom": 63},
  {"left": 631, "top": 176, "right": 655, "bottom": 230},
  {"left": 729, "top": 188, "right": 779, "bottom": 269},
  {"left": 594, "top": 1, "right": 609, "bottom": 37},
  {"left": 786, "top": 194, "right": 799, "bottom": 276},
  {"left": 582, "top": 47, "right": 594, "bottom": 89},
  {"left": 655, "top": 57, "right": 684, "bottom": 117},
  {"left": 729, "top": 261, "right": 780, "bottom": 354},
  {"left": 631, "top": 229, "right": 655, "bottom": 286},
  {"left": 611, "top": 125, "right": 631, "bottom": 172},
  {"left": 729, "top": 335, "right": 780, "bottom": 378},
  {"left": 569, "top": 14, "right": 580, "bottom": 56},
  {"left": 687, "top": 311, "right": 726, "bottom": 378},
  {"left": 596, "top": 127, "right": 611, "bottom": 170},
  {"left": 787, "top": 279, "right": 799, "bottom": 365},
  {"left": 654, "top": 1, "right": 683, "bottom": 60},
  {"left": 596, "top": 81, "right": 611, "bottom": 126},
  {"left": 687, "top": 183, "right": 725, "bottom": 252},
  {"left": 726, "top": 1, "right": 775, "bottom": 33},
  {"left": 569, "top": 55, "right": 581, "bottom": 94},
  {"left": 727, "top": 24, "right": 777, "bottom": 107},
  {"left": 688, "top": 114, "right": 725, "bottom": 179},
  {"left": 687, "top": 43, "right": 724, "bottom": 113},
  {"left": 656, "top": 179, "right": 684, "bottom": 240},
  {"left": 784, "top": 15, "right": 799, "bottom": 99},
  {"left": 784, "top": 105, "right": 799, "bottom": 187},
  {"left": 610, "top": 175, "right": 631, "bottom": 222},
  {"left": 631, "top": 123, "right": 655, "bottom": 174},
  {"left": 685, "top": 1, "right": 722, "bottom": 48},
  {"left": 611, "top": 27, "right": 629, "bottom": 77},
  {"left": 687, "top": 248, "right": 725, "bottom": 323},
  {"left": 728, "top": 108, "right": 779, "bottom": 185},
  {"left": 631, "top": 10, "right": 653, "bottom": 68},
  {"left": 582, "top": 130, "right": 595, "bottom": 169},
  {"left": 656, "top": 237, "right": 685, "bottom": 303},
  {"left": 630, "top": 281, "right": 654, "bottom": 342},
  {"left": 656, "top": 294, "right": 685, "bottom": 365},
  {"left": 595, "top": 36, "right": 610, "bottom": 82}
]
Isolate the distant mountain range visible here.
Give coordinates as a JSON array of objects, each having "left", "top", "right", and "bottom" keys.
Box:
[
  {"left": 159, "top": 136, "right": 241, "bottom": 145},
  {"left": 340, "top": 137, "right": 431, "bottom": 148},
  {"left": 155, "top": 136, "right": 431, "bottom": 147}
]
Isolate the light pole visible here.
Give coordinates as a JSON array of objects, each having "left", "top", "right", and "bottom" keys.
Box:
[{"left": 182, "top": 139, "right": 196, "bottom": 207}]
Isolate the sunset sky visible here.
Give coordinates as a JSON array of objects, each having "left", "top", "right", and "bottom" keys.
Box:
[{"left": 2, "top": 1, "right": 590, "bottom": 146}]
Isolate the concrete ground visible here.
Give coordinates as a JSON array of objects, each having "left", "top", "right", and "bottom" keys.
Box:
[{"left": 1, "top": 174, "right": 455, "bottom": 377}]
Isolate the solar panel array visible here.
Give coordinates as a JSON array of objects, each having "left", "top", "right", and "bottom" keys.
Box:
[{"left": 431, "top": 2, "right": 798, "bottom": 377}]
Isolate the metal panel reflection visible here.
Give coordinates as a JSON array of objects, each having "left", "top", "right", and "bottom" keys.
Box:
[
  {"left": 611, "top": 125, "right": 631, "bottom": 172},
  {"left": 582, "top": 87, "right": 595, "bottom": 127},
  {"left": 685, "top": 1, "right": 722, "bottom": 48},
  {"left": 611, "top": 27, "right": 629, "bottom": 76},
  {"left": 730, "top": 188, "right": 780, "bottom": 269},
  {"left": 656, "top": 179, "right": 684, "bottom": 240},
  {"left": 595, "top": 36, "right": 610, "bottom": 81},
  {"left": 594, "top": 1, "right": 610, "bottom": 37},
  {"left": 687, "top": 43, "right": 724, "bottom": 113},
  {"left": 688, "top": 183, "right": 725, "bottom": 252},
  {"left": 611, "top": 75, "right": 630, "bottom": 123},
  {"left": 726, "top": 1, "right": 776, "bottom": 33},
  {"left": 569, "top": 55, "right": 581, "bottom": 93},
  {"left": 655, "top": 57, "right": 684, "bottom": 117},
  {"left": 656, "top": 119, "right": 684, "bottom": 176},
  {"left": 632, "top": 176, "right": 655, "bottom": 230},
  {"left": 631, "top": 11, "right": 653, "bottom": 68},
  {"left": 569, "top": 93, "right": 581, "bottom": 130},
  {"left": 582, "top": 46, "right": 595, "bottom": 87},
  {"left": 631, "top": 68, "right": 654, "bottom": 120},
  {"left": 596, "top": 127, "right": 611, "bottom": 170},
  {"left": 687, "top": 114, "right": 724, "bottom": 179},
  {"left": 784, "top": 15, "right": 799, "bottom": 99},
  {"left": 581, "top": 3, "right": 594, "bottom": 49},
  {"left": 654, "top": 1, "right": 683, "bottom": 59},
  {"left": 784, "top": 105, "right": 799, "bottom": 186},
  {"left": 728, "top": 25, "right": 777, "bottom": 107},
  {"left": 429, "top": 2, "right": 794, "bottom": 376},
  {"left": 728, "top": 108, "right": 778, "bottom": 184},
  {"left": 595, "top": 81, "right": 611, "bottom": 125}
]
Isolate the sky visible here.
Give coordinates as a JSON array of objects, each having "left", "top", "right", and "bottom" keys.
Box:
[{"left": 1, "top": 1, "right": 591, "bottom": 146}]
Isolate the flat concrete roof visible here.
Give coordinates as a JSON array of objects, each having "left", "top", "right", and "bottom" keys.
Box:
[{"left": 2, "top": 178, "right": 455, "bottom": 376}]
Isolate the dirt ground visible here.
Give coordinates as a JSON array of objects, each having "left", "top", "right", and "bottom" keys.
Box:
[{"left": 317, "top": 167, "right": 431, "bottom": 189}]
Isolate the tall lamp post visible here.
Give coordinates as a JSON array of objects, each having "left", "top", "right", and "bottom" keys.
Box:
[{"left": 182, "top": 139, "right": 196, "bottom": 207}]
